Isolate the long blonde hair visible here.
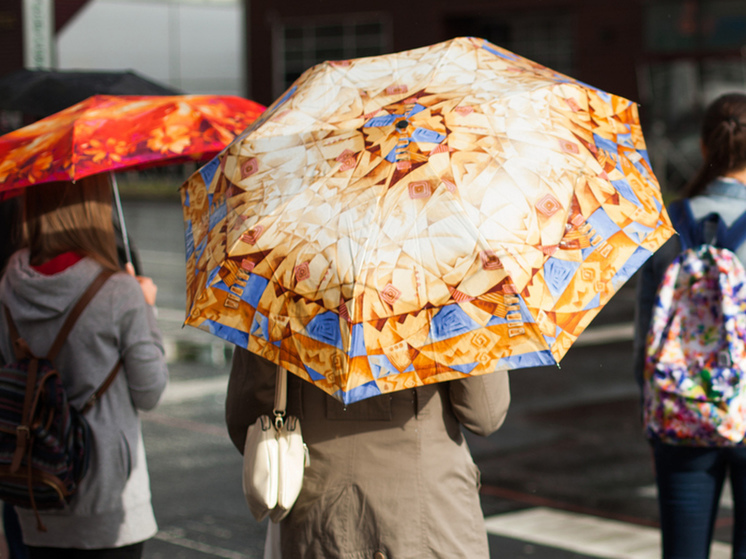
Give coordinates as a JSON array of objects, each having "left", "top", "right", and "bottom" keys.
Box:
[{"left": 24, "top": 174, "right": 119, "bottom": 271}]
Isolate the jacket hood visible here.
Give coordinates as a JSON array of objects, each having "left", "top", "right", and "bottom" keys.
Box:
[{"left": 0, "top": 249, "right": 102, "bottom": 322}]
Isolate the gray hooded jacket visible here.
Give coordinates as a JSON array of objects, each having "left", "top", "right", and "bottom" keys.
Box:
[{"left": 0, "top": 250, "right": 169, "bottom": 548}]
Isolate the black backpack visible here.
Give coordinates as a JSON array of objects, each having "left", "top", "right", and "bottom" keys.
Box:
[{"left": 0, "top": 269, "right": 121, "bottom": 531}]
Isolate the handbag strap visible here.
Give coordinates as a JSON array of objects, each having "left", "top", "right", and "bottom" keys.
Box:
[{"left": 273, "top": 366, "right": 288, "bottom": 429}]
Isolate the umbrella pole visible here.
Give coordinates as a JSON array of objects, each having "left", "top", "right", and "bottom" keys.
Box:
[{"left": 110, "top": 172, "right": 133, "bottom": 266}]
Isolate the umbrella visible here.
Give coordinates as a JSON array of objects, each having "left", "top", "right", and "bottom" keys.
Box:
[
  {"left": 180, "top": 36, "right": 674, "bottom": 404},
  {"left": 0, "top": 94, "right": 265, "bottom": 261},
  {"left": 0, "top": 69, "right": 180, "bottom": 118}
]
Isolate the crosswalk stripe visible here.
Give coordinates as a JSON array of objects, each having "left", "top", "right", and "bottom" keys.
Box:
[{"left": 484, "top": 507, "right": 731, "bottom": 558}]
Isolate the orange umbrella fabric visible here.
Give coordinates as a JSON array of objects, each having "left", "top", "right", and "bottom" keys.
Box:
[
  {"left": 0, "top": 94, "right": 265, "bottom": 200},
  {"left": 180, "top": 37, "right": 674, "bottom": 404}
]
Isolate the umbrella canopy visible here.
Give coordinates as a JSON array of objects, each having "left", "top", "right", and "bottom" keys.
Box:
[
  {"left": 0, "top": 69, "right": 180, "bottom": 118},
  {"left": 0, "top": 94, "right": 266, "bottom": 201},
  {"left": 180, "top": 37, "right": 674, "bottom": 404}
]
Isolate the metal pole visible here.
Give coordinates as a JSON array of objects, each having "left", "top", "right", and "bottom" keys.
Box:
[{"left": 110, "top": 172, "right": 132, "bottom": 265}]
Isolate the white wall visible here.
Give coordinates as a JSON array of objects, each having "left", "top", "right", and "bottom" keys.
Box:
[{"left": 56, "top": 0, "right": 244, "bottom": 96}]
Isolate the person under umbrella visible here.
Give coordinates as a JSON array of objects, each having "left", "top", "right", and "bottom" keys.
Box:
[{"left": 0, "top": 175, "right": 168, "bottom": 558}]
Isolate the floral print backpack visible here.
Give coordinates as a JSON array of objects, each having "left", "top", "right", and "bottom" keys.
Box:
[{"left": 644, "top": 199, "right": 746, "bottom": 446}]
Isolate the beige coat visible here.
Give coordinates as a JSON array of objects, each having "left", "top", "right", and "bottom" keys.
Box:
[{"left": 226, "top": 348, "right": 510, "bottom": 559}]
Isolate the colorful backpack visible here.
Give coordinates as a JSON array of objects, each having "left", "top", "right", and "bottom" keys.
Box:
[
  {"left": 0, "top": 270, "right": 121, "bottom": 530},
  {"left": 644, "top": 199, "right": 746, "bottom": 446}
]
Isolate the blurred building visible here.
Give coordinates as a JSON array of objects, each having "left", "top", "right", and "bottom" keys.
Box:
[
  {"left": 0, "top": 0, "right": 243, "bottom": 97},
  {"left": 0, "top": 0, "right": 89, "bottom": 74},
  {"left": 246, "top": 0, "right": 746, "bottom": 191}
]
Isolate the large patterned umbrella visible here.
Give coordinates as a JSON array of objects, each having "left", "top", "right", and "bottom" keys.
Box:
[
  {"left": 0, "top": 94, "right": 265, "bottom": 200},
  {"left": 180, "top": 37, "right": 674, "bottom": 404}
]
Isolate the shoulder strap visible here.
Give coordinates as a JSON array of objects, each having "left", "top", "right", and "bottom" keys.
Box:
[
  {"left": 46, "top": 269, "right": 115, "bottom": 361},
  {"left": 80, "top": 360, "right": 122, "bottom": 414},
  {"left": 721, "top": 209, "right": 746, "bottom": 251},
  {"left": 667, "top": 200, "right": 696, "bottom": 250},
  {"left": 3, "top": 306, "right": 25, "bottom": 360}
]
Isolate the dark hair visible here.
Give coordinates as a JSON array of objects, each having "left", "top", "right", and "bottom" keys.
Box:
[
  {"left": 24, "top": 174, "right": 119, "bottom": 272},
  {"left": 685, "top": 93, "right": 746, "bottom": 198}
]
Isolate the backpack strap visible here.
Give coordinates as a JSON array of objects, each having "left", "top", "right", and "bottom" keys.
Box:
[
  {"left": 721, "top": 209, "right": 746, "bottom": 252},
  {"left": 80, "top": 360, "right": 122, "bottom": 414},
  {"left": 668, "top": 199, "right": 746, "bottom": 252},
  {"left": 3, "top": 306, "right": 28, "bottom": 361},
  {"left": 45, "top": 268, "right": 123, "bottom": 413},
  {"left": 666, "top": 200, "right": 696, "bottom": 250},
  {"left": 46, "top": 269, "right": 115, "bottom": 361}
]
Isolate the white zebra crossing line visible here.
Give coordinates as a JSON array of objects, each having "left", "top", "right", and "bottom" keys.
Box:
[{"left": 484, "top": 507, "right": 731, "bottom": 558}]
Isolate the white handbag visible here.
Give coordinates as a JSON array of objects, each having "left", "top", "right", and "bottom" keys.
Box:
[{"left": 242, "top": 365, "right": 308, "bottom": 523}]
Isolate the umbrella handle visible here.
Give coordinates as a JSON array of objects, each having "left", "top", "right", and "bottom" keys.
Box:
[{"left": 110, "top": 172, "right": 133, "bottom": 266}]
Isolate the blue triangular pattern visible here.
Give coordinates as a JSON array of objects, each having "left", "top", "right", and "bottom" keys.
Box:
[
  {"left": 305, "top": 311, "right": 343, "bottom": 349},
  {"left": 587, "top": 207, "right": 623, "bottom": 239},
  {"left": 593, "top": 134, "right": 618, "bottom": 154},
  {"left": 614, "top": 246, "right": 653, "bottom": 288},
  {"left": 623, "top": 221, "right": 654, "bottom": 244},
  {"left": 616, "top": 132, "right": 634, "bottom": 147},
  {"left": 242, "top": 274, "right": 269, "bottom": 307},
  {"left": 411, "top": 127, "right": 445, "bottom": 144},
  {"left": 199, "top": 156, "right": 220, "bottom": 186},
  {"left": 251, "top": 312, "right": 269, "bottom": 340},
  {"left": 448, "top": 361, "right": 480, "bottom": 374},
  {"left": 611, "top": 178, "right": 642, "bottom": 207},
  {"left": 429, "top": 304, "right": 482, "bottom": 342},
  {"left": 543, "top": 257, "right": 581, "bottom": 299},
  {"left": 303, "top": 365, "right": 326, "bottom": 381},
  {"left": 364, "top": 114, "right": 401, "bottom": 127},
  {"left": 205, "top": 320, "right": 248, "bottom": 347},
  {"left": 367, "top": 355, "right": 399, "bottom": 379},
  {"left": 406, "top": 104, "right": 426, "bottom": 118},
  {"left": 184, "top": 221, "right": 194, "bottom": 259},
  {"left": 195, "top": 237, "right": 207, "bottom": 263},
  {"left": 208, "top": 197, "right": 227, "bottom": 231},
  {"left": 496, "top": 350, "right": 556, "bottom": 369},
  {"left": 638, "top": 149, "right": 652, "bottom": 167},
  {"left": 337, "top": 381, "right": 382, "bottom": 405},
  {"left": 583, "top": 292, "right": 601, "bottom": 311},
  {"left": 349, "top": 323, "right": 366, "bottom": 357},
  {"left": 206, "top": 265, "right": 220, "bottom": 287}
]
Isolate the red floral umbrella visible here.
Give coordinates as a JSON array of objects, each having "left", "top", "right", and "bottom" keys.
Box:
[{"left": 0, "top": 94, "right": 265, "bottom": 201}]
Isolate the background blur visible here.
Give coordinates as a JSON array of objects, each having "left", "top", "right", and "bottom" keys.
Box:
[{"left": 3, "top": 0, "right": 746, "bottom": 194}]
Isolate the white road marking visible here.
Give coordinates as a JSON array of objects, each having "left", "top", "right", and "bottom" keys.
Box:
[
  {"left": 484, "top": 507, "right": 731, "bottom": 558},
  {"left": 637, "top": 482, "right": 734, "bottom": 509},
  {"left": 159, "top": 375, "right": 229, "bottom": 405}
]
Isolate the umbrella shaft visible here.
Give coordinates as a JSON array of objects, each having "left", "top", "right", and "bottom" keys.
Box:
[{"left": 110, "top": 173, "right": 132, "bottom": 265}]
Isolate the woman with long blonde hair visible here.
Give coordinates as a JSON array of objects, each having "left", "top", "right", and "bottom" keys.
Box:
[{"left": 0, "top": 174, "right": 168, "bottom": 558}]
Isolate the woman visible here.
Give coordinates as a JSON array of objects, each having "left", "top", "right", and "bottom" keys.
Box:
[
  {"left": 634, "top": 92, "right": 746, "bottom": 558},
  {"left": 0, "top": 175, "right": 169, "bottom": 558},
  {"left": 226, "top": 348, "right": 510, "bottom": 559}
]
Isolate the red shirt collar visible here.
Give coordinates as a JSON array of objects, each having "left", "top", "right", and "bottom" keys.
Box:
[{"left": 31, "top": 252, "right": 84, "bottom": 275}]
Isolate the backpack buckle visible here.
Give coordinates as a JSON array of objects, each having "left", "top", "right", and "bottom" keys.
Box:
[{"left": 15, "top": 426, "right": 29, "bottom": 440}]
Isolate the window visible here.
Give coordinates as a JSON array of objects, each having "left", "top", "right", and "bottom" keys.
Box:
[
  {"left": 447, "top": 13, "right": 575, "bottom": 76},
  {"left": 645, "top": 0, "right": 746, "bottom": 52},
  {"left": 274, "top": 15, "right": 392, "bottom": 98}
]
